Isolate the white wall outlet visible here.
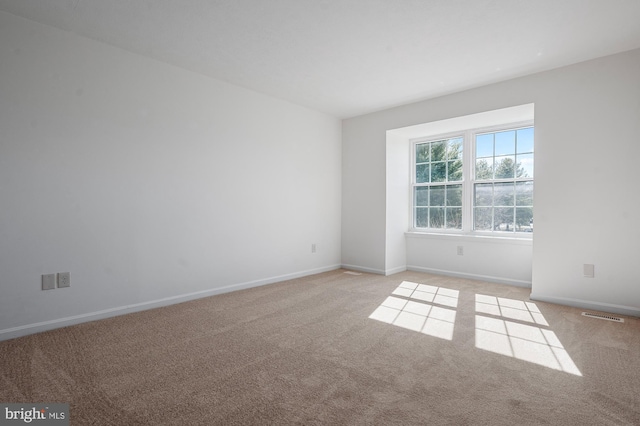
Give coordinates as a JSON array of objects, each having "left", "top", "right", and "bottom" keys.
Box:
[
  {"left": 311, "top": 243, "right": 317, "bottom": 253},
  {"left": 583, "top": 264, "right": 594, "bottom": 278},
  {"left": 42, "top": 274, "right": 56, "bottom": 290},
  {"left": 457, "top": 246, "right": 464, "bottom": 256},
  {"left": 57, "top": 272, "right": 71, "bottom": 288}
]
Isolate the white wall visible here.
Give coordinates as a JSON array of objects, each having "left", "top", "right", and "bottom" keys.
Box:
[
  {"left": 0, "top": 11, "right": 342, "bottom": 339},
  {"left": 405, "top": 234, "right": 532, "bottom": 286},
  {"left": 384, "top": 132, "right": 409, "bottom": 275},
  {"left": 530, "top": 49, "right": 640, "bottom": 316},
  {"left": 342, "top": 48, "right": 640, "bottom": 316},
  {"left": 341, "top": 115, "right": 387, "bottom": 274}
]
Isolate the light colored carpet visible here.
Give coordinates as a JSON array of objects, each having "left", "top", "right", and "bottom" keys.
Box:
[{"left": 1, "top": 269, "right": 639, "bottom": 425}]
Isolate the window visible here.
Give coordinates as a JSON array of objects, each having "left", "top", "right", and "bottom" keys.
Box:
[
  {"left": 412, "top": 124, "right": 534, "bottom": 235},
  {"left": 414, "top": 137, "right": 463, "bottom": 230},
  {"left": 474, "top": 127, "right": 534, "bottom": 232}
]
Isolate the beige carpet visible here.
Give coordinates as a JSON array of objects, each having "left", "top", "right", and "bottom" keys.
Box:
[{"left": 1, "top": 269, "right": 639, "bottom": 425}]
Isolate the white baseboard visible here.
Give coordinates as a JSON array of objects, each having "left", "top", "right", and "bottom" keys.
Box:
[
  {"left": 530, "top": 293, "right": 640, "bottom": 318},
  {"left": 384, "top": 265, "right": 407, "bottom": 276},
  {"left": 406, "top": 265, "right": 532, "bottom": 288},
  {"left": 0, "top": 264, "right": 342, "bottom": 341},
  {"left": 340, "top": 264, "right": 406, "bottom": 276},
  {"left": 340, "top": 264, "right": 386, "bottom": 275}
]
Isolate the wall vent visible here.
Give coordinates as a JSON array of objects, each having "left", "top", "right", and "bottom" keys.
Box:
[
  {"left": 581, "top": 312, "right": 624, "bottom": 323},
  {"left": 344, "top": 271, "right": 362, "bottom": 276}
]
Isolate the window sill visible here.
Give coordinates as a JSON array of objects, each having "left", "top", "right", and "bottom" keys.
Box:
[{"left": 405, "top": 231, "right": 533, "bottom": 245}]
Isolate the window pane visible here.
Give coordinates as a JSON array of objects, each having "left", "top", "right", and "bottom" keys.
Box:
[
  {"left": 516, "top": 153, "right": 534, "bottom": 178},
  {"left": 415, "top": 187, "right": 428, "bottom": 206},
  {"left": 475, "top": 183, "right": 493, "bottom": 206},
  {"left": 416, "top": 207, "right": 428, "bottom": 228},
  {"left": 447, "top": 184, "right": 462, "bottom": 206},
  {"left": 516, "top": 207, "right": 533, "bottom": 232},
  {"left": 416, "top": 143, "right": 430, "bottom": 162},
  {"left": 430, "top": 208, "right": 444, "bottom": 228},
  {"left": 447, "top": 160, "right": 463, "bottom": 181},
  {"left": 476, "top": 134, "right": 493, "bottom": 158},
  {"left": 446, "top": 208, "right": 462, "bottom": 229},
  {"left": 474, "top": 207, "right": 492, "bottom": 231},
  {"left": 494, "top": 207, "right": 514, "bottom": 231},
  {"left": 517, "top": 128, "right": 534, "bottom": 154},
  {"left": 431, "top": 141, "right": 446, "bottom": 162},
  {"left": 515, "top": 181, "right": 533, "bottom": 206},
  {"left": 494, "top": 182, "right": 514, "bottom": 206},
  {"left": 495, "top": 131, "right": 515, "bottom": 156},
  {"left": 416, "top": 164, "right": 429, "bottom": 183},
  {"left": 430, "top": 185, "right": 445, "bottom": 206},
  {"left": 494, "top": 156, "right": 515, "bottom": 179},
  {"left": 447, "top": 138, "right": 463, "bottom": 160},
  {"left": 475, "top": 158, "right": 493, "bottom": 180},
  {"left": 431, "top": 162, "right": 446, "bottom": 182}
]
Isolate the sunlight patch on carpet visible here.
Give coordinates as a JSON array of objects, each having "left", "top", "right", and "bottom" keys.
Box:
[
  {"left": 369, "top": 281, "right": 458, "bottom": 340},
  {"left": 475, "top": 294, "right": 548, "bottom": 326},
  {"left": 474, "top": 296, "right": 582, "bottom": 376},
  {"left": 369, "top": 284, "right": 582, "bottom": 376}
]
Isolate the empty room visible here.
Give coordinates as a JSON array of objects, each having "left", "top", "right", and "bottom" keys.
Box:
[{"left": 1, "top": 1, "right": 639, "bottom": 424}]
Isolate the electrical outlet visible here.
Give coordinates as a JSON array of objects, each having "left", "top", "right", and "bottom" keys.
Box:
[
  {"left": 457, "top": 246, "right": 464, "bottom": 256},
  {"left": 583, "top": 264, "right": 594, "bottom": 278},
  {"left": 42, "top": 274, "right": 56, "bottom": 290},
  {"left": 311, "top": 243, "right": 317, "bottom": 253},
  {"left": 57, "top": 272, "right": 71, "bottom": 288}
]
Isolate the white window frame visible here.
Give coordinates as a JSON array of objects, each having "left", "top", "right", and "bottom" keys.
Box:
[
  {"left": 410, "top": 120, "right": 534, "bottom": 238},
  {"left": 411, "top": 131, "right": 466, "bottom": 233}
]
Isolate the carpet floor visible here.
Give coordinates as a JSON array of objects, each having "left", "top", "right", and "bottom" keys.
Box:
[{"left": 1, "top": 269, "right": 639, "bottom": 425}]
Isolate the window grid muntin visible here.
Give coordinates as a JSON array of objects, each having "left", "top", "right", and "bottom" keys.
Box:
[
  {"left": 473, "top": 126, "right": 534, "bottom": 233},
  {"left": 414, "top": 137, "right": 463, "bottom": 230},
  {"left": 475, "top": 127, "right": 534, "bottom": 181}
]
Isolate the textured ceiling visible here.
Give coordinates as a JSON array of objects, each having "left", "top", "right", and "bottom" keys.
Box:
[{"left": 1, "top": 0, "right": 640, "bottom": 118}]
